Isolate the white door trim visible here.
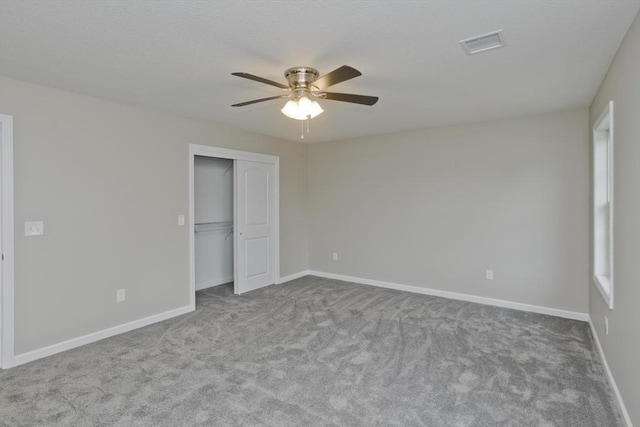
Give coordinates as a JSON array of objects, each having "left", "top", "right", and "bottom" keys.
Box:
[
  {"left": 188, "top": 144, "right": 279, "bottom": 306},
  {"left": 0, "top": 114, "right": 15, "bottom": 369}
]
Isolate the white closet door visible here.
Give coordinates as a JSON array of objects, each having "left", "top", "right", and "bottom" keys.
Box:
[{"left": 234, "top": 160, "right": 275, "bottom": 294}]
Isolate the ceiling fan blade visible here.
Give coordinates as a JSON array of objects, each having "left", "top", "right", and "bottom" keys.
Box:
[
  {"left": 312, "top": 65, "right": 362, "bottom": 90},
  {"left": 231, "top": 72, "right": 289, "bottom": 90},
  {"left": 320, "top": 92, "right": 379, "bottom": 106},
  {"left": 232, "top": 95, "right": 289, "bottom": 107}
]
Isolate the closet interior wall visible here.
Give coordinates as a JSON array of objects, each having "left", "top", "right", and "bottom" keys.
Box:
[{"left": 194, "top": 156, "right": 233, "bottom": 290}]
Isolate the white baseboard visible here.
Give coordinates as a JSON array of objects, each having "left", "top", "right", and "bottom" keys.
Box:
[
  {"left": 10, "top": 304, "right": 194, "bottom": 368},
  {"left": 277, "top": 270, "right": 310, "bottom": 284},
  {"left": 5, "top": 271, "right": 590, "bottom": 367},
  {"left": 588, "top": 318, "right": 633, "bottom": 427},
  {"left": 307, "top": 270, "right": 589, "bottom": 322},
  {"left": 195, "top": 276, "right": 234, "bottom": 291}
]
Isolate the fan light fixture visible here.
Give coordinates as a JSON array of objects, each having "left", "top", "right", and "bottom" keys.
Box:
[
  {"left": 281, "top": 94, "right": 324, "bottom": 120},
  {"left": 231, "top": 65, "right": 379, "bottom": 139}
]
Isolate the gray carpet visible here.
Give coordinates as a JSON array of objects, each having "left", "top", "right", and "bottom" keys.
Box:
[{"left": 0, "top": 276, "right": 623, "bottom": 426}]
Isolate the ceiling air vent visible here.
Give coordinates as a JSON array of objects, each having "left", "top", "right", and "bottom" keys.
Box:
[{"left": 460, "top": 30, "right": 505, "bottom": 55}]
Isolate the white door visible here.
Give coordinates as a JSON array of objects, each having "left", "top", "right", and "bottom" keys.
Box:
[
  {"left": 234, "top": 160, "right": 275, "bottom": 294},
  {"left": 0, "top": 120, "right": 3, "bottom": 366},
  {"left": 0, "top": 114, "right": 13, "bottom": 368}
]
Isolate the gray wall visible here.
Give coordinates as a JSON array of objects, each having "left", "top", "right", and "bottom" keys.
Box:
[
  {"left": 308, "top": 110, "right": 589, "bottom": 313},
  {"left": 0, "top": 77, "right": 309, "bottom": 354},
  {"left": 589, "top": 12, "right": 640, "bottom": 426}
]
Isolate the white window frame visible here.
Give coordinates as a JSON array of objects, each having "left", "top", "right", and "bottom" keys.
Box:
[{"left": 592, "top": 101, "right": 614, "bottom": 309}]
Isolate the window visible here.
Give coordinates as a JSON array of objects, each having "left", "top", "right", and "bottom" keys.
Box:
[{"left": 592, "top": 101, "right": 614, "bottom": 309}]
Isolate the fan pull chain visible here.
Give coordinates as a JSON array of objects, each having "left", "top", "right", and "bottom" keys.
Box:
[{"left": 300, "top": 116, "right": 312, "bottom": 139}]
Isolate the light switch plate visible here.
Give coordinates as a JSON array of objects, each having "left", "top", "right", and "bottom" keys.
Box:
[{"left": 25, "top": 221, "right": 44, "bottom": 236}]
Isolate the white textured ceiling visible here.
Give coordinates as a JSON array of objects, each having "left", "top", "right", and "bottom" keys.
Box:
[{"left": 1, "top": 1, "right": 638, "bottom": 143}]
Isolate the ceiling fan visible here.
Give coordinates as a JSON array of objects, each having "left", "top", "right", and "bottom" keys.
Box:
[{"left": 231, "top": 65, "right": 378, "bottom": 127}]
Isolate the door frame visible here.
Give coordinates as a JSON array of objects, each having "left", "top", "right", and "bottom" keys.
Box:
[
  {"left": 188, "top": 144, "right": 279, "bottom": 306},
  {"left": 0, "top": 114, "right": 15, "bottom": 369}
]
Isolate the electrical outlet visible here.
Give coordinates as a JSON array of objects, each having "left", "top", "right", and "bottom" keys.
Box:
[
  {"left": 178, "top": 215, "right": 185, "bottom": 226},
  {"left": 485, "top": 269, "right": 494, "bottom": 280},
  {"left": 605, "top": 316, "right": 609, "bottom": 335},
  {"left": 332, "top": 252, "right": 338, "bottom": 261},
  {"left": 116, "top": 289, "right": 126, "bottom": 302}
]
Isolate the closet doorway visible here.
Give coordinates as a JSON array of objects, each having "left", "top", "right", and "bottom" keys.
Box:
[
  {"left": 194, "top": 156, "right": 234, "bottom": 291},
  {"left": 188, "top": 145, "right": 279, "bottom": 307}
]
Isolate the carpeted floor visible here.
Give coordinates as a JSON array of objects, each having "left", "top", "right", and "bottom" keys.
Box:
[{"left": 0, "top": 276, "right": 623, "bottom": 426}]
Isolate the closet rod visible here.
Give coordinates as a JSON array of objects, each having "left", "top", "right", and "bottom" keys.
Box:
[{"left": 194, "top": 221, "right": 233, "bottom": 233}]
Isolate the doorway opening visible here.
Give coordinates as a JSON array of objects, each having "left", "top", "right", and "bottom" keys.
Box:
[
  {"left": 188, "top": 145, "right": 279, "bottom": 309},
  {"left": 194, "top": 156, "right": 234, "bottom": 292}
]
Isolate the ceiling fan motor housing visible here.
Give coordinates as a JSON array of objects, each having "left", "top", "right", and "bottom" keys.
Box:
[{"left": 284, "top": 67, "right": 320, "bottom": 91}]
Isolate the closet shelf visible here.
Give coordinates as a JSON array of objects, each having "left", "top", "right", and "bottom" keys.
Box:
[{"left": 195, "top": 221, "right": 233, "bottom": 233}]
